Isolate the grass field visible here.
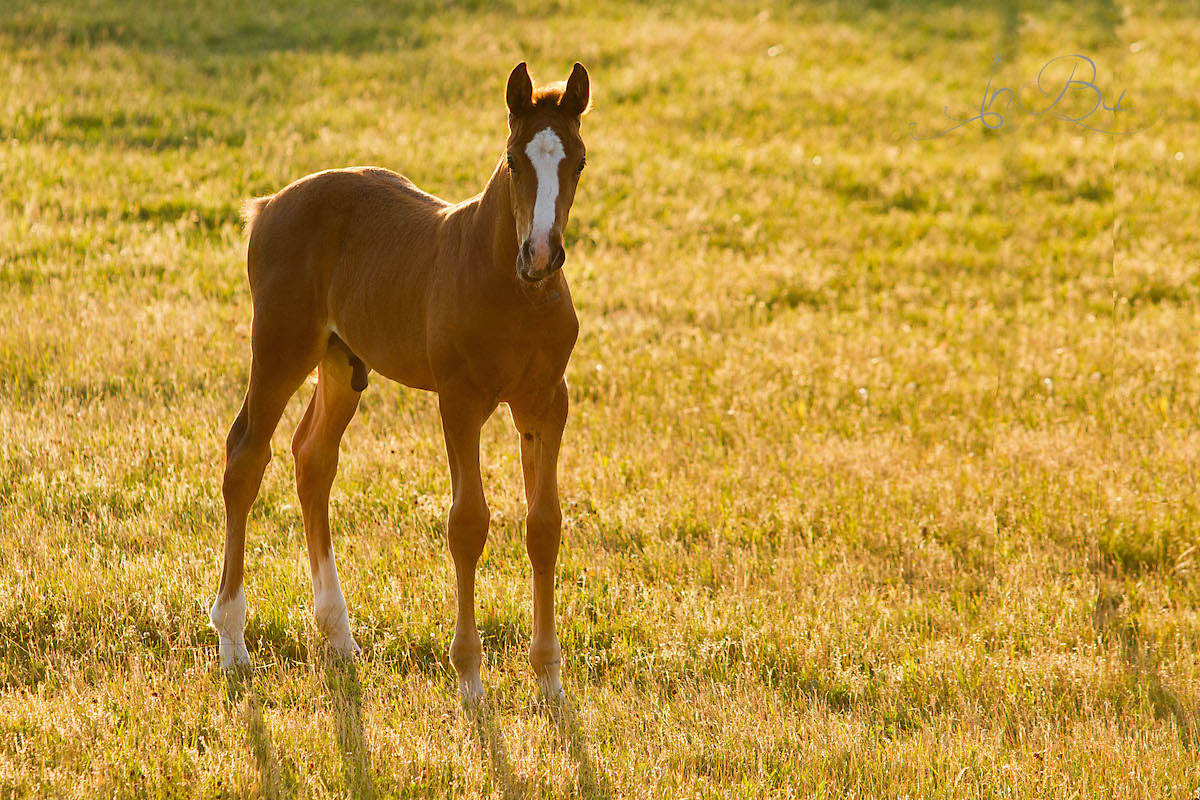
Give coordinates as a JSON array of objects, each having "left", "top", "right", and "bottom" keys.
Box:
[{"left": 1, "top": 0, "right": 1199, "bottom": 796}]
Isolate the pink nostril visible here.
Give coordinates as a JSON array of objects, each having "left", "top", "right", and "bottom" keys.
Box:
[
  {"left": 519, "top": 237, "right": 558, "bottom": 276},
  {"left": 531, "top": 242, "right": 551, "bottom": 269}
]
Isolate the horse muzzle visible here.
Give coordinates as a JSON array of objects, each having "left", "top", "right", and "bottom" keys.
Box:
[{"left": 517, "top": 237, "right": 566, "bottom": 283}]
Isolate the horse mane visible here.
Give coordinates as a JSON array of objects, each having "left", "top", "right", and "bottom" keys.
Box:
[{"left": 532, "top": 82, "right": 592, "bottom": 115}]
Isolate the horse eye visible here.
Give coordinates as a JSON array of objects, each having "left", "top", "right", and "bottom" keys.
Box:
[
  {"left": 507, "top": 155, "right": 516, "bottom": 171},
  {"left": 576, "top": 158, "right": 586, "bottom": 174}
]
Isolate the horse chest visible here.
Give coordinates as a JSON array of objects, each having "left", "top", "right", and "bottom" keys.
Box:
[{"left": 444, "top": 304, "right": 576, "bottom": 398}]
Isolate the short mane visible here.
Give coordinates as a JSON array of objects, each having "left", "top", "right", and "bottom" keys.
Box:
[{"left": 532, "top": 82, "right": 592, "bottom": 114}]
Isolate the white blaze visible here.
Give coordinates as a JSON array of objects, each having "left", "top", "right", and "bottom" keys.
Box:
[{"left": 524, "top": 127, "right": 565, "bottom": 267}]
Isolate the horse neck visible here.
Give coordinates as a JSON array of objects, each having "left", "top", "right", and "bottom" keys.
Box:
[
  {"left": 468, "top": 159, "right": 520, "bottom": 279},
  {"left": 457, "top": 158, "right": 567, "bottom": 301}
]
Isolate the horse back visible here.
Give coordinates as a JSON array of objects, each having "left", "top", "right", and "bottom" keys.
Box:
[{"left": 242, "top": 167, "right": 449, "bottom": 389}]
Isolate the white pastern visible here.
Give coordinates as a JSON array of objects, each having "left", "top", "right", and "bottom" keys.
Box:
[
  {"left": 312, "top": 550, "right": 361, "bottom": 657},
  {"left": 210, "top": 586, "right": 251, "bottom": 669},
  {"left": 524, "top": 127, "right": 565, "bottom": 267},
  {"left": 459, "top": 675, "right": 486, "bottom": 705},
  {"left": 537, "top": 668, "right": 565, "bottom": 703}
]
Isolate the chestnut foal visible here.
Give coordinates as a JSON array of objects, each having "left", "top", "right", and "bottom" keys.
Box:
[{"left": 210, "top": 63, "right": 590, "bottom": 701}]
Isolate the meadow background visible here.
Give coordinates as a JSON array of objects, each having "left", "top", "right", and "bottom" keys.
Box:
[{"left": 1, "top": 0, "right": 1198, "bottom": 796}]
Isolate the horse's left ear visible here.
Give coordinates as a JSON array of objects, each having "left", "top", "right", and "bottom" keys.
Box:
[{"left": 561, "top": 62, "right": 591, "bottom": 117}]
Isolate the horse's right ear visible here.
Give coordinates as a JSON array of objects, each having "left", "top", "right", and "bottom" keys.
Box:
[{"left": 506, "top": 62, "right": 533, "bottom": 114}]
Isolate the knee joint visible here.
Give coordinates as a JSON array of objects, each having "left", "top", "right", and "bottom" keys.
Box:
[
  {"left": 526, "top": 505, "right": 561, "bottom": 570},
  {"left": 222, "top": 447, "right": 270, "bottom": 500},
  {"left": 448, "top": 500, "right": 489, "bottom": 557},
  {"left": 526, "top": 504, "right": 562, "bottom": 536},
  {"left": 292, "top": 439, "right": 333, "bottom": 486}
]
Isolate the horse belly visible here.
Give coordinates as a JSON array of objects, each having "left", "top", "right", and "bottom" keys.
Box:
[
  {"left": 327, "top": 269, "right": 437, "bottom": 392},
  {"left": 332, "top": 315, "right": 436, "bottom": 391}
]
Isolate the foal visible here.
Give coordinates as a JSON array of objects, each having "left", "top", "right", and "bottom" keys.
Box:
[{"left": 210, "top": 62, "right": 590, "bottom": 701}]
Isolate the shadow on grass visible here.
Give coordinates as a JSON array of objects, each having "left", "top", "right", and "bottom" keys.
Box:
[
  {"left": 546, "top": 701, "right": 616, "bottom": 800},
  {"left": 467, "top": 697, "right": 615, "bottom": 800},
  {"left": 0, "top": 0, "right": 1145, "bottom": 75},
  {"left": 468, "top": 702, "right": 531, "bottom": 800},
  {"left": 1093, "top": 585, "right": 1200, "bottom": 750},
  {"left": 224, "top": 657, "right": 377, "bottom": 798},
  {"left": 224, "top": 669, "right": 299, "bottom": 799},
  {"left": 321, "top": 655, "right": 378, "bottom": 799}
]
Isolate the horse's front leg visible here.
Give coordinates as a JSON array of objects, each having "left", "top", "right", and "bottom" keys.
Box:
[
  {"left": 439, "top": 393, "right": 491, "bottom": 703},
  {"left": 510, "top": 379, "right": 569, "bottom": 700}
]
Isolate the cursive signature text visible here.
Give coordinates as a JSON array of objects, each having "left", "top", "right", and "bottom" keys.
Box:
[{"left": 909, "top": 54, "right": 1163, "bottom": 139}]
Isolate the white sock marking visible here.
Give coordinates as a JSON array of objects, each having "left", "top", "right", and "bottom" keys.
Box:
[
  {"left": 313, "top": 549, "right": 360, "bottom": 655},
  {"left": 210, "top": 586, "right": 250, "bottom": 668},
  {"left": 524, "top": 127, "right": 565, "bottom": 268}
]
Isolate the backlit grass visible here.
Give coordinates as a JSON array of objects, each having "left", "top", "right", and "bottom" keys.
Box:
[{"left": 0, "top": 0, "right": 1198, "bottom": 797}]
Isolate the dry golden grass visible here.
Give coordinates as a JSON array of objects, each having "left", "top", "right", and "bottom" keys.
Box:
[{"left": 0, "top": 0, "right": 1198, "bottom": 797}]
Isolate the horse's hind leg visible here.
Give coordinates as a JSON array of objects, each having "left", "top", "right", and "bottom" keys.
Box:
[
  {"left": 211, "top": 323, "right": 324, "bottom": 668},
  {"left": 291, "top": 348, "right": 363, "bottom": 657}
]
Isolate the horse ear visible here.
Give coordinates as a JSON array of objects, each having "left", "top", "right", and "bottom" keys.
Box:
[
  {"left": 561, "top": 62, "right": 590, "bottom": 116},
  {"left": 506, "top": 62, "right": 533, "bottom": 114}
]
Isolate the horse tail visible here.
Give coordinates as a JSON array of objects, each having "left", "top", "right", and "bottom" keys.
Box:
[{"left": 241, "top": 196, "right": 272, "bottom": 239}]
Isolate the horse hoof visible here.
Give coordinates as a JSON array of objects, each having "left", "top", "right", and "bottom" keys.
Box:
[
  {"left": 458, "top": 676, "right": 486, "bottom": 706},
  {"left": 327, "top": 634, "right": 362, "bottom": 659},
  {"left": 538, "top": 678, "right": 566, "bottom": 705},
  {"left": 218, "top": 641, "right": 252, "bottom": 670}
]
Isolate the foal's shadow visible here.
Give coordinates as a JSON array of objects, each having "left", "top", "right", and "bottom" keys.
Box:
[
  {"left": 468, "top": 697, "right": 614, "bottom": 800},
  {"left": 544, "top": 700, "right": 615, "bottom": 800},
  {"left": 468, "top": 701, "right": 530, "bottom": 800},
  {"left": 224, "top": 656, "right": 375, "bottom": 799},
  {"left": 224, "top": 669, "right": 299, "bottom": 798},
  {"left": 320, "top": 654, "right": 378, "bottom": 798}
]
